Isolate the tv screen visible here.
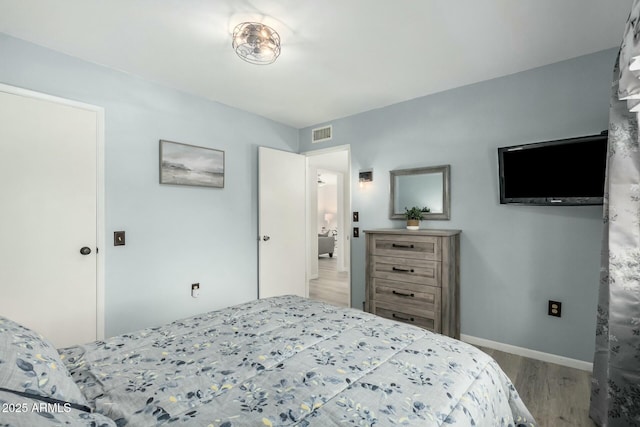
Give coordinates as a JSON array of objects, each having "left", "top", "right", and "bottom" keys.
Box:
[{"left": 498, "top": 133, "right": 608, "bottom": 205}]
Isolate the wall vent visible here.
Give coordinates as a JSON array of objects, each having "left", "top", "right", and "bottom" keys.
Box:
[{"left": 312, "top": 125, "right": 332, "bottom": 143}]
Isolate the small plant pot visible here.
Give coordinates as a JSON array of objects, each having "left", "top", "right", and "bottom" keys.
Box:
[{"left": 406, "top": 219, "right": 420, "bottom": 230}]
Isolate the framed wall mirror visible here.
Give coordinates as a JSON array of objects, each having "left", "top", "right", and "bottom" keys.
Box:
[{"left": 389, "top": 164, "right": 451, "bottom": 220}]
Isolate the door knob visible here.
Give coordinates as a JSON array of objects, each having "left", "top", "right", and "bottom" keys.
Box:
[
  {"left": 262, "top": 235, "right": 270, "bottom": 241},
  {"left": 80, "top": 247, "right": 92, "bottom": 255}
]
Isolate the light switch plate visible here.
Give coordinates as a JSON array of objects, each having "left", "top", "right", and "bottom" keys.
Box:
[{"left": 114, "top": 231, "right": 125, "bottom": 246}]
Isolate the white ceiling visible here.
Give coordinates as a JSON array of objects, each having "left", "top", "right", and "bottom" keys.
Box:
[{"left": 0, "top": 1, "right": 633, "bottom": 128}]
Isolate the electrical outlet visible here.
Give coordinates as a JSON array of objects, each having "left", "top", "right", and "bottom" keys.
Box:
[
  {"left": 191, "top": 283, "right": 200, "bottom": 298},
  {"left": 548, "top": 300, "right": 561, "bottom": 317}
]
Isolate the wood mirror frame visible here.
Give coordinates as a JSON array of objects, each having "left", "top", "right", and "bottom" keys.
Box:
[{"left": 389, "top": 164, "right": 451, "bottom": 220}]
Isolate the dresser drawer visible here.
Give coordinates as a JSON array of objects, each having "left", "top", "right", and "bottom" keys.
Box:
[
  {"left": 372, "top": 278, "right": 441, "bottom": 312},
  {"left": 371, "top": 255, "right": 441, "bottom": 286},
  {"left": 371, "top": 234, "right": 441, "bottom": 261},
  {"left": 372, "top": 301, "right": 440, "bottom": 331}
]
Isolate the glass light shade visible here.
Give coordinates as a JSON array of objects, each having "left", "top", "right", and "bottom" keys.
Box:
[{"left": 232, "top": 22, "right": 281, "bottom": 65}]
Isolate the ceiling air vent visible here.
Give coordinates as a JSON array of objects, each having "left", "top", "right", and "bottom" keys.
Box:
[{"left": 312, "top": 125, "right": 332, "bottom": 143}]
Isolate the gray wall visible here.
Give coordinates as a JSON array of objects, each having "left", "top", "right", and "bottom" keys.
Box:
[
  {"left": 300, "top": 48, "right": 616, "bottom": 362},
  {"left": 0, "top": 34, "right": 299, "bottom": 337}
]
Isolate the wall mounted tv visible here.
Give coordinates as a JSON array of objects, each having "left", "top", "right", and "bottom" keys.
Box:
[{"left": 498, "top": 131, "right": 608, "bottom": 206}]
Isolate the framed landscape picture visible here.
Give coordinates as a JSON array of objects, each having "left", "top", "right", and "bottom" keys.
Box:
[{"left": 159, "top": 140, "right": 224, "bottom": 188}]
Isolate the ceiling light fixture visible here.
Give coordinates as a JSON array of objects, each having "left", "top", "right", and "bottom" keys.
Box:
[{"left": 232, "top": 22, "right": 281, "bottom": 65}]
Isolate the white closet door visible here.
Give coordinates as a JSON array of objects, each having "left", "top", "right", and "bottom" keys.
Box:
[{"left": 0, "top": 87, "right": 100, "bottom": 348}]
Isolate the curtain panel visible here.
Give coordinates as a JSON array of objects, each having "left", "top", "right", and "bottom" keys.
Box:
[{"left": 590, "top": 1, "right": 640, "bottom": 425}]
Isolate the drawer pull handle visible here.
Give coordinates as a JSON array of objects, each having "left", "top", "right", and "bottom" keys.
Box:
[
  {"left": 392, "top": 243, "right": 415, "bottom": 249},
  {"left": 392, "top": 290, "right": 415, "bottom": 298},
  {"left": 392, "top": 313, "right": 414, "bottom": 322},
  {"left": 392, "top": 267, "right": 415, "bottom": 273}
]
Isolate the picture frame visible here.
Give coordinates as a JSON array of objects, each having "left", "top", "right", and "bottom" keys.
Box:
[{"left": 159, "top": 140, "right": 224, "bottom": 188}]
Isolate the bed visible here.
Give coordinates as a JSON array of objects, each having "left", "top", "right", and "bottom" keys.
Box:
[{"left": 1, "top": 295, "right": 536, "bottom": 426}]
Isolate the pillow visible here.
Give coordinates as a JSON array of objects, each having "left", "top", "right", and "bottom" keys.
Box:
[{"left": 0, "top": 316, "right": 88, "bottom": 407}]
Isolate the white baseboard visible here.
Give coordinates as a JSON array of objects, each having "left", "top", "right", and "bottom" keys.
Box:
[{"left": 460, "top": 334, "right": 593, "bottom": 372}]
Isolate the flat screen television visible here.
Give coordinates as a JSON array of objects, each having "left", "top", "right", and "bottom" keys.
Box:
[{"left": 498, "top": 132, "right": 608, "bottom": 206}]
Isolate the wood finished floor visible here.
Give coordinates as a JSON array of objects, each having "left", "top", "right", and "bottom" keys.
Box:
[
  {"left": 309, "top": 255, "right": 350, "bottom": 308},
  {"left": 308, "top": 257, "right": 594, "bottom": 426},
  {"left": 476, "top": 346, "right": 595, "bottom": 427}
]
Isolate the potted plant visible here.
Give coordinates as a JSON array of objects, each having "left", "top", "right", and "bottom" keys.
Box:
[{"left": 404, "top": 206, "right": 430, "bottom": 230}]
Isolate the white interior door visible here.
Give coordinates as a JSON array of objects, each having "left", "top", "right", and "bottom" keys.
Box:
[
  {"left": 258, "top": 147, "right": 306, "bottom": 298},
  {"left": 0, "top": 86, "right": 102, "bottom": 348}
]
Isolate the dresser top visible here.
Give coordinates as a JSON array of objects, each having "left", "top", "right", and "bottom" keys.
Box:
[{"left": 363, "top": 228, "right": 461, "bottom": 236}]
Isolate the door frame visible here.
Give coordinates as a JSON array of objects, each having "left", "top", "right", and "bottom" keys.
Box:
[
  {"left": 303, "top": 144, "right": 352, "bottom": 307},
  {"left": 0, "top": 83, "right": 106, "bottom": 340}
]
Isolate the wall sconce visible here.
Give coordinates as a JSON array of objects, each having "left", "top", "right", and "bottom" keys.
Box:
[{"left": 359, "top": 169, "right": 373, "bottom": 188}]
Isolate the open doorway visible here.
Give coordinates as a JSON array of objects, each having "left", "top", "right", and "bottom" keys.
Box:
[{"left": 305, "top": 145, "right": 351, "bottom": 308}]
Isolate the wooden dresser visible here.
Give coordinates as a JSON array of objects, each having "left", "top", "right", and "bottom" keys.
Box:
[{"left": 364, "top": 229, "right": 461, "bottom": 339}]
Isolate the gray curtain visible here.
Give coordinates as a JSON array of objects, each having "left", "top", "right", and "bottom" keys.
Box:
[{"left": 590, "top": 2, "right": 640, "bottom": 425}]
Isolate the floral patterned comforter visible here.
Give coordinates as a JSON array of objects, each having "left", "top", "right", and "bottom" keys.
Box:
[{"left": 60, "top": 296, "right": 536, "bottom": 426}]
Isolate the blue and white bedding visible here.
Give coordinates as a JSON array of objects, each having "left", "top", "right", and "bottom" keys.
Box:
[
  {"left": 59, "top": 296, "right": 535, "bottom": 426},
  {"left": 0, "top": 316, "right": 117, "bottom": 427}
]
